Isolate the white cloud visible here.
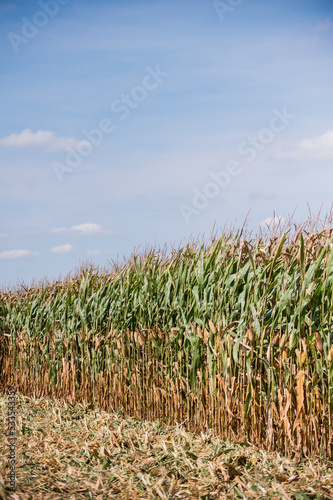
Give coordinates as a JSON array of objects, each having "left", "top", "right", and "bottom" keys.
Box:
[
  {"left": 276, "top": 130, "right": 333, "bottom": 161},
  {"left": 50, "top": 244, "right": 75, "bottom": 254},
  {"left": 260, "top": 216, "right": 286, "bottom": 228},
  {"left": 71, "top": 223, "right": 105, "bottom": 235},
  {"left": 51, "top": 223, "right": 108, "bottom": 236},
  {"left": 87, "top": 249, "right": 118, "bottom": 257},
  {"left": 0, "top": 249, "right": 38, "bottom": 259},
  {"left": 315, "top": 18, "right": 332, "bottom": 32},
  {"left": 0, "top": 128, "right": 89, "bottom": 152},
  {"left": 87, "top": 249, "right": 102, "bottom": 256}
]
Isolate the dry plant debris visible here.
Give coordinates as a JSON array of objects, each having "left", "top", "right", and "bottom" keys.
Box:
[{"left": 0, "top": 394, "right": 332, "bottom": 499}]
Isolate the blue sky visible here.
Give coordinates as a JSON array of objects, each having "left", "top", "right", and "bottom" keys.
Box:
[{"left": 1, "top": 0, "right": 333, "bottom": 287}]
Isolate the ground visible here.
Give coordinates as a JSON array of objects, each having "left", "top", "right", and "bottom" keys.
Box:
[{"left": 0, "top": 393, "right": 333, "bottom": 499}]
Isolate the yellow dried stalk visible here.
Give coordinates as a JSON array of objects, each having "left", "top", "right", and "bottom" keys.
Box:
[
  {"left": 247, "top": 324, "right": 255, "bottom": 342},
  {"left": 196, "top": 326, "right": 203, "bottom": 339},
  {"left": 203, "top": 328, "right": 209, "bottom": 344},
  {"left": 314, "top": 332, "right": 323, "bottom": 354},
  {"left": 279, "top": 333, "right": 286, "bottom": 350},
  {"left": 328, "top": 345, "right": 333, "bottom": 362},
  {"left": 208, "top": 320, "right": 216, "bottom": 334},
  {"left": 216, "top": 334, "right": 222, "bottom": 352}
]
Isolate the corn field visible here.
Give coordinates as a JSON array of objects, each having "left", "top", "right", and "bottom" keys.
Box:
[{"left": 1, "top": 217, "right": 333, "bottom": 459}]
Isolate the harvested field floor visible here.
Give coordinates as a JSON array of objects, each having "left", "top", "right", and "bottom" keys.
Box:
[{"left": 0, "top": 394, "right": 333, "bottom": 500}]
